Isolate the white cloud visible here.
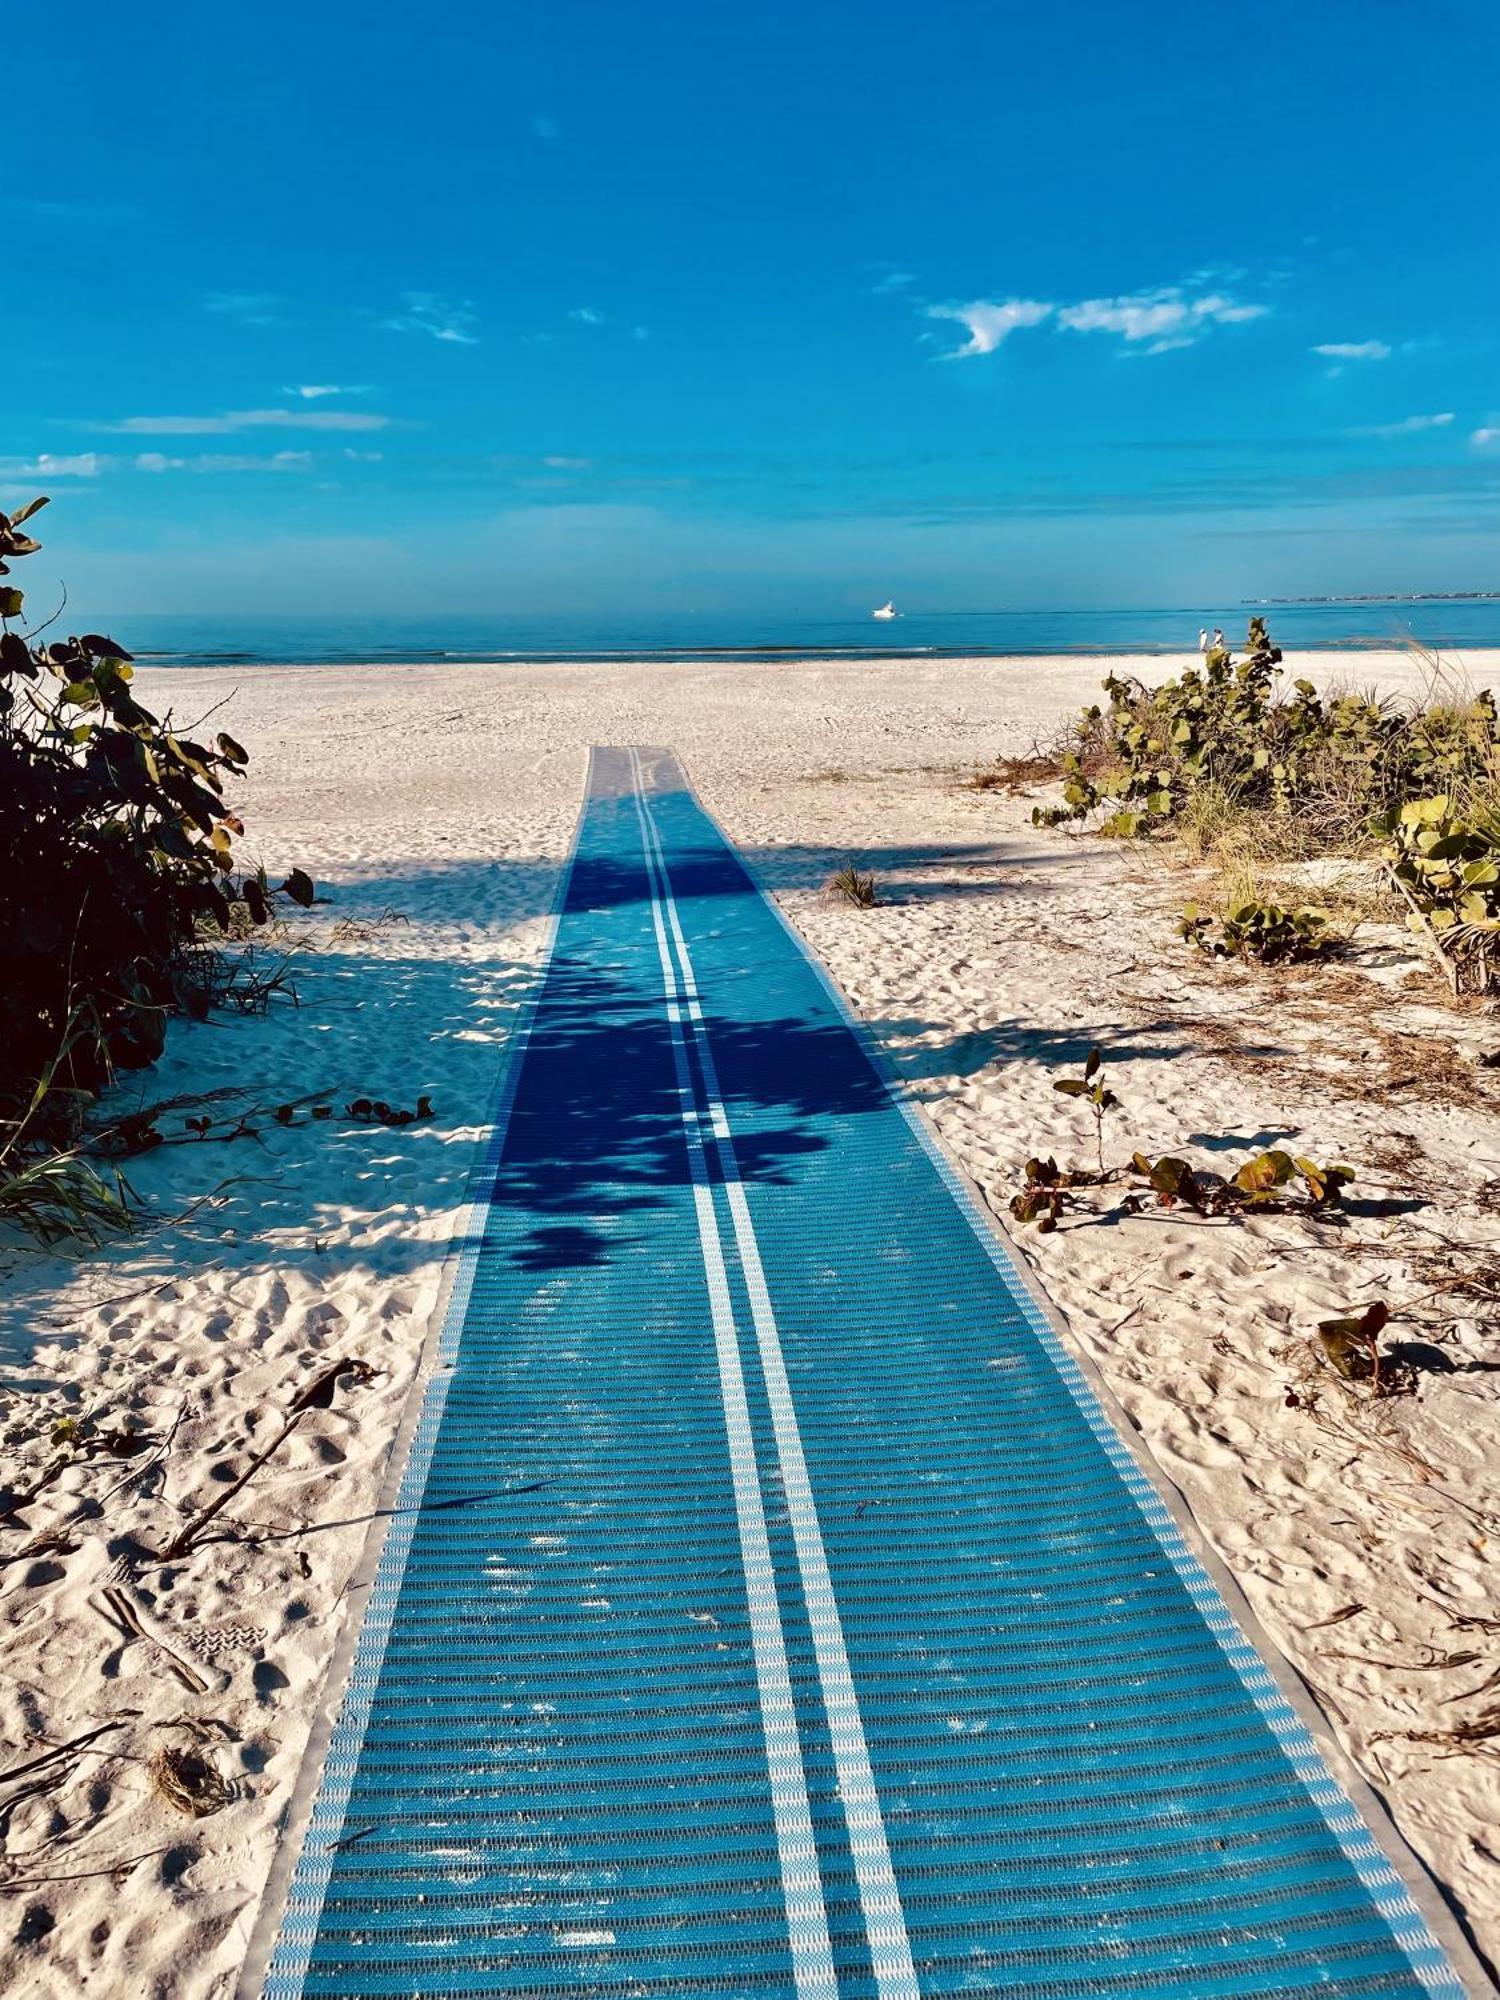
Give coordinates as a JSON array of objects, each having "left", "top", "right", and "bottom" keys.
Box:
[
  {"left": 926, "top": 299, "right": 1054, "bottom": 359},
  {"left": 872, "top": 266, "right": 916, "bottom": 295},
  {"left": 204, "top": 291, "right": 286, "bottom": 327},
  {"left": 97, "top": 409, "right": 389, "bottom": 434},
  {"left": 1311, "top": 340, "right": 1391, "bottom": 360},
  {"left": 1059, "top": 287, "right": 1268, "bottom": 352},
  {"left": 284, "top": 383, "right": 370, "bottom": 399},
  {"left": 380, "top": 293, "right": 479, "bottom": 344},
  {"left": 543, "top": 455, "right": 592, "bottom": 469},
  {"left": 569, "top": 307, "right": 605, "bottom": 325},
  {"left": 134, "top": 451, "right": 312, "bottom": 474},
  {"left": 1350, "top": 412, "right": 1454, "bottom": 438},
  {"left": 342, "top": 448, "right": 384, "bottom": 462},
  {"left": 925, "top": 280, "right": 1268, "bottom": 360},
  {"left": 0, "top": 452, "right": 102, "bottom": 478},
  {"left": 1473, "top": 428, "right": 1500, "bottom": 449}
]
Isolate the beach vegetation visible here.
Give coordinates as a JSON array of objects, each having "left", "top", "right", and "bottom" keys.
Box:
[
  {"left": 1052, "top": 1044, "right": 1117, "bottom": 1174},
  {"left": 1010, "top": 1048, "right": 1356, "bottom": 1229},
  {"left": 1315, "top": 1300, "right": 1402, "bottom": 1395},
  {"left": 0, "top": 494, "right": 310, "bottom": 1241},
  {"left": 1179, "top": 896, "right": 1334, "bottom": 964},
  {"left": 828, "top": 860, "right": 879, "bottom": 907},
  {"left": 1381, "top": 789, "right": 1500, "bottom": 997},
  {"left": 1025, "top": 618, "right": 1500, "bottom": 996}
]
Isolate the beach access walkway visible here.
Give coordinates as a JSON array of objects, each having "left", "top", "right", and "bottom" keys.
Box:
[{"left": 259, "top": 748, "right": 1468, "bottom": 1998}]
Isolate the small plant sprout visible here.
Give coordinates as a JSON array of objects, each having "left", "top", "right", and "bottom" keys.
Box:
[
  {"left": 827, "top": 860, "right": 879, "bottom": 908},
  {"left": 1053, "top": 1046, "right": 1118, "bottom": 1175},
  {"left": 1009, "top": 1155, "right": 1067, "bottom": 1232},
  {"left": 1315, "top": 1301, "right": 1392, "bottom": 1393}
]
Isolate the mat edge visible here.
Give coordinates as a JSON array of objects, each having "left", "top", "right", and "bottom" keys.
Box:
[{"left": 235, "top": 744, "right": 594, "bottom": 2000}]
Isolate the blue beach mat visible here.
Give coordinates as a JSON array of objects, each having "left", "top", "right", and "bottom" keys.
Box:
[{"left": 261, "top": 747, "right": 1469, "bottom": 1998}]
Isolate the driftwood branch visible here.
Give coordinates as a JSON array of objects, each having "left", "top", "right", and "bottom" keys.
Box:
[{"left": 154, "top": 1357, "right": 374, "bottom": 1562}]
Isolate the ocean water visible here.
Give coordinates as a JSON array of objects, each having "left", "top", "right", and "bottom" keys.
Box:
[{"left": 113, "top": 601, "right": 1500, "bottom": 669}]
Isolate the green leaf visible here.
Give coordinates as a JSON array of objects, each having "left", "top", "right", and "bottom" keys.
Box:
[
  {"left": 1053, "top": 1079, "right": 1089, "bottom": 1097},
  {"left": 0, "top": 587, "right": 23, "bottom": 617},
  {"left": 1233, "top": 1150, "right": 1294, "bottom": 1196},
  {"left": 1084, "top": 1047, "right": 1102, "bottom": 1080},
  {"left": 79, "top": 633, "right": 134, "bottom": 660},
  {"left": 1400, "top": 794, "right": 1451, "bottom": 825},
  {"left": 1317, "top": 1301, "right": 1388, "bottom": 1341}
]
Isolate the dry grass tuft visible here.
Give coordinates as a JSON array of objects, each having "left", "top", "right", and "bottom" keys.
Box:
[
  {"left": 967, "top": 750, "right": 1064, "bottom": 795},
  {"left": 150, "top": 1744, "right": 232, "bottom": 1818}
]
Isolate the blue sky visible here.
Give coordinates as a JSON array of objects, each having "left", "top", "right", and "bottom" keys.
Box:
[{"left": 4, "top": 0, "right": 1499, "bottom": 620}]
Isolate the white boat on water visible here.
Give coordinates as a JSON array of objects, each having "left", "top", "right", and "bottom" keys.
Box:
[{"left": 872, "top": 600, "right": 898, "bottom": 620}]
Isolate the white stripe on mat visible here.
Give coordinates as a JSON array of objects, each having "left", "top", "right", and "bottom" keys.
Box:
[
  {"left": 630, "top": 748, "right": 921, "bottom": 2000},
  {"left": 626, "top": 762, "right": 840, "bottom": 2000}
]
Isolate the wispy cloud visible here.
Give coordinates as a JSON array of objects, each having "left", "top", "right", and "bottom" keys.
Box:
[
  {"left": 380, "top": 293, "right": 478, "bottom": 344},
  {"left": 1473, "top": 428, "right": 1500, "bottom": 450},
  {"left": 569, "top": 306, "right": 606, "bottom": 325},
  {"left": 1058, "top": 287, "right": 1267, "bottom": 354},
  {"left": 1349, "top": 412, "right": 1454, "bottom": 438},
  {"left": 94, "top": 409, "right": 390, "bottom": 435},
  {"left": 204, "top": 292, "right": 287, "bottom": 328},
  {"left": 926, "top": 299, "right": 1053, "bottom": 358},
  {"left": 0, "top": 452, "right": 102, "bottom": 479},
  {"left": 924, "top": 280, "right": 1267, "bottom": 360},
  {"left": 872, "top": 265, "right": 916, "bottom": 295},
  {"left": 2, "top": 449, "right": 320, "bottom": 480},
  {"left": 1311, "top": 339, "right": 1391, "bottom": 360},
  {"left": 543, "top": 455, "right": 593, "bottom": 470},
  {"left": 283, "top": 383, "right": 371, "bottom": 400},
  {"left": 135, "top": 451, "right": 313, "bottom": 474}
]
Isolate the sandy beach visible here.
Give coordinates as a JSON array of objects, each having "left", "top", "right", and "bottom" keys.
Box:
[{"left": 3, "top": 648, "right": 1498, "bottom": 1997}]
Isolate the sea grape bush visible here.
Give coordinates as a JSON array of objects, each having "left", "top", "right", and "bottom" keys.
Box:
[
  {"left": 1027, "top": 617, "right": 1500, "bottom": 988},
  {"left": 1034, "top": 620, "right": 1287, "bottom": 838},
  {"left": 0, "top": 495, "right": 311, "bottom": 1163},
  {"left": 1033, "top": 618, "right": 1499, "bottom": 849},
  {"left": 1179, "top": 896, "right": 1333, "bottom": 964},
  {"left": 1381, "top": 792, "right": 1500, "bottom": 976}
]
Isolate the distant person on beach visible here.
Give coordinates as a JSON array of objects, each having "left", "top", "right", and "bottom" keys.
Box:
[
  {"left": 1197, "top": 628, "right": 1208, "bottom": 653},
  {"left": 1211, "top": 627, "right": 1225, "bottom": 652}
]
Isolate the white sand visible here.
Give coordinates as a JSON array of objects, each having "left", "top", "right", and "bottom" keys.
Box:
[{"left": 3, "top": 649, "right": 1498, "bottom": 1995}]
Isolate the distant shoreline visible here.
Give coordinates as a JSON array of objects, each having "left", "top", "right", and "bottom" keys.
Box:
[
  {"left": 1246, "top": 592, "right": 1500, "bottom": 605},
  {"left": 131, "top": 638, "right": 1500, "bottom": 670}
]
